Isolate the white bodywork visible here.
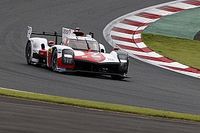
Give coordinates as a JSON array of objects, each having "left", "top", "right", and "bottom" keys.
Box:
[
  {"left": 28, "top": 37, "right": 48, "bottom": 63},
  {"left": 27, "top": 26, "right": 127, "bottom": 65}
]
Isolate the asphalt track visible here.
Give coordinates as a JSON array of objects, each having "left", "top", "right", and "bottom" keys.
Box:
[
  {"left": 0, "top": 0, "right": 200, "bottom": 115},
  {"left": 1, "top": 95, "right": 200, "bottom": 133}
]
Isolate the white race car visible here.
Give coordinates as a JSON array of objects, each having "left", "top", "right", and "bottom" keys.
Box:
[{"left": 25, "top": 26, "right": 129, "bottom": 79}]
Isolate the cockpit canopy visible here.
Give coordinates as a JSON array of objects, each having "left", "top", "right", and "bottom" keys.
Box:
[{"left": 66, "top": 39, "right": 100, "bottom": 52}]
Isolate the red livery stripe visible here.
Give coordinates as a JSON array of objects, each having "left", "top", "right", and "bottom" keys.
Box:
[
  {"left": 158, "top": 6, "right": 184, "bottom": 12},
  {"left": 136, "top": 12, "right": 162, "bottom": 19},
  {"left": 121, "top": 19, "right": 148, "bottom": 27},
  {"left": 116, "top": 44, "right": 152, "bottom": 52},
  {"left": 112, "top": 27, "right": 143, "bottom": 34},
  {"left": 183, "top": 0, "right": 200, "bottom": 6},
  {"left": 136, "top": 55, "right": 173, "bottom": 63}
]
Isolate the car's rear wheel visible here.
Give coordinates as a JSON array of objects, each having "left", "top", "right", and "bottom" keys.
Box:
[
  {"left": 51, "top": 49, "right": 57, "bottom": 71},
  {"left": 25, "top": 41, "right": 32, "bottom": 65}
]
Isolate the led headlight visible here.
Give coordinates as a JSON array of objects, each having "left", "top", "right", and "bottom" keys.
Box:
[
  {"left": 64, "top": 54, "right": 73, "bottom": 58},
  {"left": 62, "top": 49, "right": 74, "bottom": 64}
]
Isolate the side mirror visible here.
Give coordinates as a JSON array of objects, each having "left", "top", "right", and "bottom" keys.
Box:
[
  {"left": 89, "top": 32, "right": 94, "bottom": 38},
  {"left": 99, "top": 43, "right": 106, "bottom": 53}
]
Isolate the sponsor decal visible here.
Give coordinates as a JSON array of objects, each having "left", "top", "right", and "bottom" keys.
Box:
[
  {"left": 107, "top": 57, "right": 115, "bottom": 61},
  {"left": 75, "top": 52, "right": 106, "bottom": 62},
  {"left": 91, "top": 54, "right": 102, "bottom": 60},
  {"left": 82, "top": 55, "right": 88, "bottom": 58}
]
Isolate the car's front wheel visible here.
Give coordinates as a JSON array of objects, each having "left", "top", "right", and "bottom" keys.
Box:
[
  {"left": 51, "top": 49, "right": 58, "bottom": 71},
  {"left": 25, "top": 41, "right": 32, "bottom": 65}
]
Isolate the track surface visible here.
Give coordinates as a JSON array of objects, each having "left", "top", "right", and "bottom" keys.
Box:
[
  {"left": 1, "top": 95, "right": 200, "bottom": 133},
  {"left": 0, "top": 0, "right": 200, "bottom": 114}
]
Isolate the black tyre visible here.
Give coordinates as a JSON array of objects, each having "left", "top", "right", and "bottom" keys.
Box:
[
  {"left": 25, "top": 41, "right": 32, "bottom": 65},
  {"left": 51, "top": 49, "right": 57, "bottom": 71}
]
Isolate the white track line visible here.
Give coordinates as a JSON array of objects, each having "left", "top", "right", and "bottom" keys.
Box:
[
  {"left": 114, "top": 23, "right": 138, "bottom": 31},
  {"left": 126, "top": 16, "right": 159, "bottom": 23},
  {"left": 112, "top": 40, "right": 139, "bottom": 48},
  {"left": 143, "top": 8, "right": 175, "bottom": 16},
  {"left": 169, "top": 2, "right": 198, "bottom": 9},
  {"left": 110, "top": 31, "right": 133, "bottom": 39}
]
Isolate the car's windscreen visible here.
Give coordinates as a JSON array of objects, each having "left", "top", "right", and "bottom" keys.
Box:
[
  {"left": 67, "top": 39, "right": 99, "bottom": 52},
  {"left": 87, "top": 40, "right": 99, "bottom": 52}
]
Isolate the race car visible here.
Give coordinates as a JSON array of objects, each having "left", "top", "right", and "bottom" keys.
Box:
[{"left": 25, "top": 26, "right": 129, "bottom": 79}]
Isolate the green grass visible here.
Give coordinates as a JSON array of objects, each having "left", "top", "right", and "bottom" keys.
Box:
[
  {"left": 142, "top": 33, "right": 200, "bottom": 69},
  {"left": 0, "top": 87, "right": 200, "bottom": 122}
]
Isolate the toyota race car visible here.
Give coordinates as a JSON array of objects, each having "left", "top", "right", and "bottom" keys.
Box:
[{"left": 25, "top": 26, "right": 129, "bottom": 80}]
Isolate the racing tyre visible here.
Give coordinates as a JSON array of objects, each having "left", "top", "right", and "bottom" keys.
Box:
[
  {"left": 51, "top": 49, "right": 58, "bottom": 71},
  {"left": 25, "top": 41, "right": 32, "bottom": 65}
]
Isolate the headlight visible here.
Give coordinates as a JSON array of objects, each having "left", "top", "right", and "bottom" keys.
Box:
[
  {"left": 64, "top": 54, "right": 73, "bottom": 58},
  {"left": 62, "top": 49, "right": 74, "bottom": 64}
]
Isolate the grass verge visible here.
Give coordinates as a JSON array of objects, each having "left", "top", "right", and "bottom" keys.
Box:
[
  {"left": 142, "top": 33, "right": 200, "bottom": 69},
  {"left": 0, "top": 87, "right": 200, "bottom": 122}
]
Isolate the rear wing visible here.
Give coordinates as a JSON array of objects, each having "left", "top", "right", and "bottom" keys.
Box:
[
  {"left": 27, "top": 26, "right": 61, "bottom": 44},
  {"left": 61, "top": 27, "right": 95, "bottom": 44},
  {"left": 27, "top": 26, "right": 32, "bottom": 39},
  {"left": 62, "top": 27, "right": 74, "bottom": 45},
  {"left": 27, "top": 26, "right": 95, "bottom": 45}
]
